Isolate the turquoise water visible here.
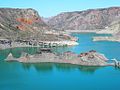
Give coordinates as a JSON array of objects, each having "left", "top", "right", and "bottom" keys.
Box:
[
  {"left": 0, "top": 33, "right": 120, "bottom": 90},
  {"left": 69, "top": 33, "right": 120, "bottom": 60}
]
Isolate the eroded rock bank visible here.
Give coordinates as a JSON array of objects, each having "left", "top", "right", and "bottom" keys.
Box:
[
  {"left": 5, "top": 49, "right": 114, "bottom": 66},
  {"left": 93, "top": 36, "right": 120, "bottom": 42}
]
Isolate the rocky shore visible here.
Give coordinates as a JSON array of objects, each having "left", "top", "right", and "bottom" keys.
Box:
[
  {"left": 93, "top": 36, "right": 120, "bottom": 42},
  {"left": 5, "top": 50, "right": 114, "bottom": 66},
  {"left": 66, "top": 30, "right": 98, "bottom": 33},
  {"left": 0, "top": 40, "right": 79, "bottom": 50},
  {"left": 0, "top": 29, "right": 79, "bottom": 50},
  {"left": 92, "top": 19, "right": 120, "bottom": 42}
]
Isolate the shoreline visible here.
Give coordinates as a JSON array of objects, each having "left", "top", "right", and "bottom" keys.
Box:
[
  {"left": 65, "top": 29, "right": 120, "bottom": 42},
  {"left": 92, "top": 29, "right": 120, "bottom": 42},
  {"left": 20, "top": 61, "right": 113, "bottom": 67},
  {"left": 65, "top": 30, "right": 98, "bottom": 33},
  {"left": 5, "top": 50, "right": 117, "bottom": 67},
  {"left": 0, "top": 40, "right": 79, "bottom": 50},
  {"left": 93, "top": 36, "right": 120, "bottom": 42},
  {"left": 1, "top": 29, "right": 119, "bottom": 50}
]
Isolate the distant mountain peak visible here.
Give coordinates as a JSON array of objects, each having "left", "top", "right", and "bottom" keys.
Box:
[{"left": 47, "top": 7, "right": 120, "bottom": 30}]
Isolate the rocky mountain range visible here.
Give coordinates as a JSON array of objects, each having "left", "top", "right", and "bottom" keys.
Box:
[
  {"left": 47, "top": 7, "right": 120, "bottom": 30},
  {"left": 0, "top": 7, "right": 120, "bottom": 40},
  {"left": 0, "top": 8, "right": 49, "bottom": 39}
]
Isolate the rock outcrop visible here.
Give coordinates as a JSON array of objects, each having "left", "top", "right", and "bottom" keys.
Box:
[
  {"left": 0, "top": 8, "right": 49, "bottom": 39},
  {"left": 47, "top": 7, "right": 120, "bottom": 30},
  {"left": 5, "top": 50, "right": 109, "bottom": 66}
]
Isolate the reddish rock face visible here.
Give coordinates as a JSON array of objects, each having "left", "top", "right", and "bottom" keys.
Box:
[
  {"left": 0, "top": 8, "right": 49, "bottom": 33},
  {"left": 47, "top": 7, "right": 120, "bottom": 30}
]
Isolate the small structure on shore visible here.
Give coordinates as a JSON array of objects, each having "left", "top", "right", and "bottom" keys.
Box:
[{"left": 110, "top": 58, "right": 120, "bottom": 68}]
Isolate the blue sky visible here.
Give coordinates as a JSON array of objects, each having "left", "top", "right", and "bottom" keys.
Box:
[{"left": 0, "top": 0, "right": 120, "bottom": 17}]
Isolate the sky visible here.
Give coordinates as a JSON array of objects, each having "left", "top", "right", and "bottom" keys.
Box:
[{"left": 0, "top": 0, "right": 120, "bottom": 17}]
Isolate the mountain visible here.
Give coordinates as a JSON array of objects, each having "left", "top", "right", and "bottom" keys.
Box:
[
  {"left": 96, "top": 20, "right": 120, "bottom": 35},
  {"left": 47, "top": 7, "right": 120, "bottom": 30},
  {"left": 41, "top": 17, "right": 52, "bottom": 23},
  {"left": 105, "top": 20, "right": 120, "bottom": 35},
  {"left": 0, "top": 8, "right": 49, "bottom": 39},
  {"left": 93, "top": 20, "right": 120, "bottom": 42}
]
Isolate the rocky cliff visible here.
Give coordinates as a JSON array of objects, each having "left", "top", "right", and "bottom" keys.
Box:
[
  {"left": 93, "top": 20, "right": 120, "bottom": 42},
  {"left": 47, "top": 7, "right": 120, "bottom": 30},
  {"left": 107, "top": 20, "right": 120, "bottom": 35},
  {"left": 0, "top": 8, "right": 49, "bottom": 39}
]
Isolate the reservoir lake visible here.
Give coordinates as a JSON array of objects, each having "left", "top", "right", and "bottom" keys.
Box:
[{"left": 0, "top": 33, "right": 120, "bottom": 90}]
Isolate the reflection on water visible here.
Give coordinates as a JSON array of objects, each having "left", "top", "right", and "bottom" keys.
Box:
[
  {"left": 0, "top": 48, "right": 10, "bottom": 60},
  {"left": 0, "top": 47, "right": 103, "bottom": 74},
  {"left": 22, "top": 63, "right": 53, "bottom": 72},
  {"left": 0, "top": 47, "right": 69, "bottom": 60},
  {"left": 55, "top": 63, "right": 101, "bottom": 74},
  {"left": 78, "top": 66, "right": 101, "bottom": 74},
  {"left": 23, "top": 47, "right": 38, "bottom": 55},
  {"left": 115, "top": 66, "right": 120, "bottom": 71},
  {"left": 21, "top": 63, "right": 101, "bottom": 74},
  {"left": 11, "top": 48, "right": 23, "bottom": 58}
]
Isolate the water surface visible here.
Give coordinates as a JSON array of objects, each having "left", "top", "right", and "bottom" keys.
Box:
[{"left": 0, "top": 33, "right": 120, "bottom": 90}]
